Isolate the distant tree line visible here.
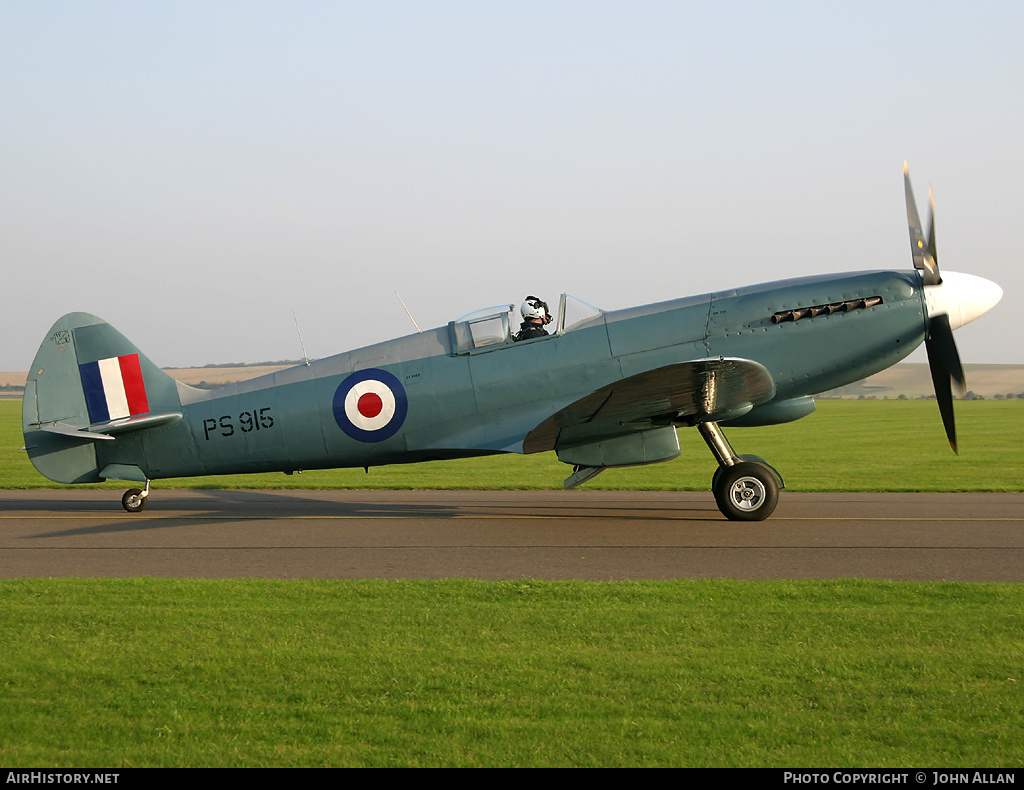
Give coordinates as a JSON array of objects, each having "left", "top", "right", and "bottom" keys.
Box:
[
  {"left": 169, "top": 360, "right": 307, "bottom": 370},
  {"left": 855, "top": 392, "right": 1024, "bottom": 400}
]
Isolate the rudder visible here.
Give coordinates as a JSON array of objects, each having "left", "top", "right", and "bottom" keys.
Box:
[{"left": 22, "top": 313, "right": 183, "bottom": 484}]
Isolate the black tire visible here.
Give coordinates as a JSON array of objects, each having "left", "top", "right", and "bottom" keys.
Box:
[
  {"left": 713, "top": 462, "right": 779, "bottom": 521},
  {"left": 122, "top": 489, "right": 148, "bottom": 513}
]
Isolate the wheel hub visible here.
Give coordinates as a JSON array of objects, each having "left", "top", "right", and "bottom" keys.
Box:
[{"left": 730, "top": 477, "right": 766, "bottom": 510}]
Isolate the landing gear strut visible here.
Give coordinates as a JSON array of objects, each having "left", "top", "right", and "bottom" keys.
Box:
[
  {"left": 698, "top": 422, "right": 781, "bottom": 521},
  {"left": 121, "top": 480, "right": 150, "bottom": 513}
]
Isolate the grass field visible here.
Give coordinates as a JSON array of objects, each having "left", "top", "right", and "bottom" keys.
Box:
[
  {"left": 5, "top": 398, "right": 1023, "bottom": 491},
  {"left": 1, "top": 578, "right": 1022, "bottom": 767},
  {"left": 4, "top": 398, "right": 1023, "bottom": 767}
]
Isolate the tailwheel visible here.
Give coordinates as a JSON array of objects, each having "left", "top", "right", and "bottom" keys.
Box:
[
  {"left": 713, "top": 462, "right": 779, "bottom": 521},
  {"left": 121, "top": 481, "right": 150, "bottom": 513}
]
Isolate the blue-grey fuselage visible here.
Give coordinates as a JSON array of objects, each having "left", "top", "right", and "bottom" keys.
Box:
[{"left": 24, "top": 269, "right": 924, "bottom": 485}]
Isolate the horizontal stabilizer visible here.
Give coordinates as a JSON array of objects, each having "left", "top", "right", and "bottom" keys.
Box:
[
  {"left": 35, "top": 423, "right": 115, "bottom": 442},
  {"left": 35, "top": 412, "right": 183, "bottom": 442}
]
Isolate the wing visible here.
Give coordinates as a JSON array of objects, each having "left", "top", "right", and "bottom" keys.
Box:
[{"left": 523, "top": 357, "right": 775, "bottom": 454}]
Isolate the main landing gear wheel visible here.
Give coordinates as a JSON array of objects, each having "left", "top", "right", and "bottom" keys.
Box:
[{"left": 713, "top": 462, "right": 779, "bottom": 521}]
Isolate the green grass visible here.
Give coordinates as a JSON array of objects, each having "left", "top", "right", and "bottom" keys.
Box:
[
  {"left": 1, "top": 578, "right": 1022, "bottom": 767},
  {"left": 5, "top": 399, "right": 1024, "bottom": 491}
]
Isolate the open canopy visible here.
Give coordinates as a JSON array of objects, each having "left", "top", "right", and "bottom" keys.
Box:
[{"left": 451, "top": 295, "right": 604, "bottom": 354}]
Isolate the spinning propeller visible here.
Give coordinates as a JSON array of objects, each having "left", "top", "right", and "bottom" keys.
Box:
[{"left": 903, "top": 162, "right": 1002, "bottom": 453}]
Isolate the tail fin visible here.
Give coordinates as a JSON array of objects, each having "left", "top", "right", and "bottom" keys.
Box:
[{"left": 22, "top": 313, "right": 184, "bottom": 484}]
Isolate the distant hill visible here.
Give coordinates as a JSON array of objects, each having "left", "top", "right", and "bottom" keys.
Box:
[
  {"left": 3, "top": 362, "right": 1023, "bottom": 399},
  {"left": 821, "top": 364, "right": 1024, "bottom": 400},
  {"left": 0, "top": 364, "right": 293, "bottom": 395},
  {"left": 160, "top": 365, "right": 294, "bottom": 389}
]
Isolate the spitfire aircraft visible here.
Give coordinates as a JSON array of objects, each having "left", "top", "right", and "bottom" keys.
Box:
[{"left": 22, "top": 165, "right": 1002, "bottom": 520}]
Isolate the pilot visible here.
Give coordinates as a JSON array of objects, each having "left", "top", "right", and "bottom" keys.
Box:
[{"left": 514, "top": 296, "right": 552, "bottom": 341}]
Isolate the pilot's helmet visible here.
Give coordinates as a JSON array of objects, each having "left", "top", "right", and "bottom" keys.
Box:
[{"left": 521, "top": 296, "right": 551, "bottom": 324}]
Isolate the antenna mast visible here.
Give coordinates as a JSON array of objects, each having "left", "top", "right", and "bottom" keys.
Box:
[
  {"left": 396, "top": 291, "right": 422, "bottom": 333},
  {"left": 293, "top": 311, "right": 310, "bottom": 366}
]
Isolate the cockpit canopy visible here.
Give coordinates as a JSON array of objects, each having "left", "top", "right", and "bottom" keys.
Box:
[{"left": 449, "top": 294, "right": 603, "bottom": 355}]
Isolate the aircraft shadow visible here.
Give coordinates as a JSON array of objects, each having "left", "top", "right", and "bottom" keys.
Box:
[
  {"left": 7, "top": 488, "right": 725, "bottom": 540},
  {"left": 10, "top": 489, "right": 464, "bottom": 539}
]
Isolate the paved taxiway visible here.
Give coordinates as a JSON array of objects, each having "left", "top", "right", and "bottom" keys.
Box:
[{"left": 2, "top": 490, "right": 1021, "bottom": 581}]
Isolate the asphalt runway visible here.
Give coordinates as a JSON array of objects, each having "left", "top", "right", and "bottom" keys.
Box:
[
  {"left": 4, "top": 487, "right": 1019, "bottom": 581},
  {"left": 0, "top": 489, "right": 1021, "bottom": 581}
]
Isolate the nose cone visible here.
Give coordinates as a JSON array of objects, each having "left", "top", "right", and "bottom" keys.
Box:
[{"left": 924, "top": 271, "right": 1003, "bottom": 330}]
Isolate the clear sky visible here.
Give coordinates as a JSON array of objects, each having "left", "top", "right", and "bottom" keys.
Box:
[{"left": 2, "top": 1, "right": 1020, "bottom": 370}]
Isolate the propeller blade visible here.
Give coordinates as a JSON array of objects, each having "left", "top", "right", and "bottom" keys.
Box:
[
  {"left": 904, "top": 162, "right": 940, "bottom": 285},
  {"left": 926, "top": 186, "right": 938, "bottom": 271},
  {"left": 925, "top": 312, "right": 966, "bottom": 454}
]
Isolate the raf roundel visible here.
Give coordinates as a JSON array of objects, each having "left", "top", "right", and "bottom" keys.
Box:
[{"left": 332, "top": 369, "right": 408, "bottom": 443}]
